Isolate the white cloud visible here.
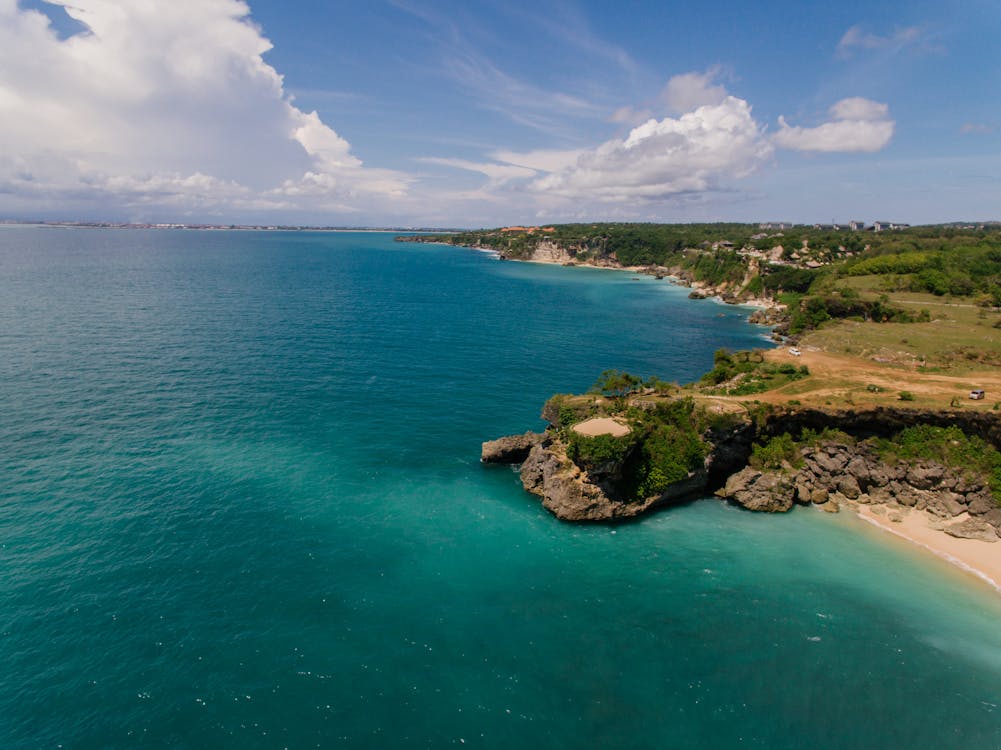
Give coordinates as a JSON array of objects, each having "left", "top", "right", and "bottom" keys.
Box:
[
  {"left": 773, "top": 98, "right": 894, "bottom": 153},
  {"left": 489, "top": 148, "right": 586, "bottom": 173},
  {"left": 837, "top": 24, "right": 928, "bottom": 57},
  {"left": 662, "top": 68, "right": 728, "bottom": 114},
  {"left": 0, "top": 0, "right": 407, "bottom": 217},
  {"left": 609, "top": 105, "right": 653, "bottom": 125},
  {"left": 529, "top": 96, "right": 773, "bottom": 201},
  {"left": 829, "top": 97, "right": 889, "bottom": 121},
  {"left": 417, "top": 157, "right": 536, "bottom": 185}
]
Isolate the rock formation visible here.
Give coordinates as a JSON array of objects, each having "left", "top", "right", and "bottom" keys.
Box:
[
  {"left": 715, "top": 439, "right": 1001, "bottom": 536},
  {"left": 481, "top": 432, "right": 544, "bottom": 464},
  {"left": 482, "top": 405, "right": 1001, "bottom": 529},
  {"left": 517, "top": 436, "right": 704, "bottom": 521}
]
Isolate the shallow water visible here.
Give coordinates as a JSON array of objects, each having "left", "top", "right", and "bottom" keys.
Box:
[{"left": 1, "top": 228, "right": 999, "bottom": 748}]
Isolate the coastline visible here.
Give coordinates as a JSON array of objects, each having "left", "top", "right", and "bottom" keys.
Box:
[
  {"left": 445, "top": 240, "right": 779, "bottom": 311},
  {"left": 460, "top": 235, "right": 1001, "bottom": 596},
  {"left": 853, "top": 505, "right": 1001, "bottom": 593}
]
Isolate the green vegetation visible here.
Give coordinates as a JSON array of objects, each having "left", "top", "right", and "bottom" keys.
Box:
[
  {"left": 633, "top": 400, "right": 708, "bottom": 496},
  {"left": 420, "top": 222, "right": 1001, "bottom": 341},
  {"left": 875, "top": 425, "right": 1001, "bottom": 502},
  {"left": 700, "top": 349, "right": 809, "bottom": 395},
  {"left": 799, "top": 427, "right": 856, "bottom": 446},
  {"left": 590, "top": 369, "right": 643, "bottom": 398},
  {"left": 542, "top": 394, "right": 600, "bottom": 429},
  {"left": 566, "top": 431, "right": 636, "bottom": 469},
  {"left": 749, "top": 433, "right": 803, "bottom": 471},
  {"left": 558, "top": 386, "right": 710, "bottom": 502}
]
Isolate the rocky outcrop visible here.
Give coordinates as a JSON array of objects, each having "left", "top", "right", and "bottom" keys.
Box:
[
  {"left": 748, "top": 307, "right": 786, "bottom": 326},
  {"left": 713, "top": 439, "right": 1001, "bottom": 534},
  {"left": 939, "top": 517, "right": 999, "bottom": 543},
  {"left": 484, "top": 404, "right": 1001, "bottom": 525},
  {"left": 518, "top": 437, "right": 703, "bottom": 521},
  {"left": 481, "top": 432, "right": 544, "bottom": 464},
  {"left": 716, "top": 467, "right": 795, "bottom": 512}
]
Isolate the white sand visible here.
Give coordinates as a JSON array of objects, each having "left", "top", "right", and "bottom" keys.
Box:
[
  {"left": 572, "top": 417, "right": 631, "bottom": 437},
  {"left": 855, "top": 506, "right": 1001, "bottom": 593}
]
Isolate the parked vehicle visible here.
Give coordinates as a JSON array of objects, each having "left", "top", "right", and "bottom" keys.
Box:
[{"left": 970, "top": 389, "right": 985, "bottom": 400}]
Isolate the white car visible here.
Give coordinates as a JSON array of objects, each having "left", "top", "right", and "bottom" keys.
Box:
[{"left": 789, "top": 347, "right": 802, "bottom": 356}]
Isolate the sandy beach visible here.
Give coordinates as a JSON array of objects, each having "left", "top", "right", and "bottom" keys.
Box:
[{"left": 854, "top": 505, "right": 1001, "bottom": 593}]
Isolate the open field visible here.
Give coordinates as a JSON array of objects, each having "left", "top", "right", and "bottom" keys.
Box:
[
  {"left": 731, "top": 347, "right": 1001, "bottom": 410},
  {"left": 810, "top": 275, "right": 1001, "bottom": 370}
]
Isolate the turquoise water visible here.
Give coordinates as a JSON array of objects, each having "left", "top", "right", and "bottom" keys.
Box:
[{"left": 1, "top": 228, "right": 1000, "bottom": 748}]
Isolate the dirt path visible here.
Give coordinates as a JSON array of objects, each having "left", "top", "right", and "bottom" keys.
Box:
[{"left": 739, "top": 347, "right": 1001, "bottom": 408}]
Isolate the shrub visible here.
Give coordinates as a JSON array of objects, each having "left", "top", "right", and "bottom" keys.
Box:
[
  {"left": 566, "top": 432, "right": 635, "bottom": 469},
  {"left": 750, "top": 433, "right": 803, "bottom": 471},
  {"left": 898, "top": 391, "right": 915, "bottom": 401}
]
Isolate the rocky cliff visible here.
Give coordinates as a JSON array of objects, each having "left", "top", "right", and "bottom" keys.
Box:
[
  {"left": 517, "top": 434, "right": 707, "bottom": 521},
  {"left": 482, "top": 405, "right": 1001, "bottom": 531},
  {"left": 717, "top": 440, "right": 1000, "bottom": 541}
]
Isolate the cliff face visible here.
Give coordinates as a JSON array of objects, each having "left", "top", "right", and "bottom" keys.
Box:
[
  {"left": 482, "top": 406, "right": 1001, "bottom": 527},
  {"left": 717, "top": 440, "right": 1001, "bottom": 541},
  {"left": 758, "top": 406, "right": 1001, "bottom": 450},
  {"left": 517, "top": 435, "right": 705, "bottom": 521}
]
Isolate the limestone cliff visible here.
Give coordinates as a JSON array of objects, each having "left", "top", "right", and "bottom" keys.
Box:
[{"left": 482, "top": 405, "right": 1001, "bottom": 529}]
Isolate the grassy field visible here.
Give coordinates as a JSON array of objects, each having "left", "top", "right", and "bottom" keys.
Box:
[{"left": 803, "top": 275, "right": 1001, "bottom": 371}]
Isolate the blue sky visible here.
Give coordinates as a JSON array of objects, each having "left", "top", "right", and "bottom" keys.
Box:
[{"left": 1, "top": 0, "right": 998, "bottom": 226}]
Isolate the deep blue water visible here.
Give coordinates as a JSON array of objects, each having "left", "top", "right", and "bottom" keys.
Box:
[{"left": 1, "top": 227, "right": 1000, "bottom": 749}]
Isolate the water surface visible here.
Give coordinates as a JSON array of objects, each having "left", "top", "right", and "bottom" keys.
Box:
[{"left": 1, "top": 228, "right": 999, "bottom": 748}]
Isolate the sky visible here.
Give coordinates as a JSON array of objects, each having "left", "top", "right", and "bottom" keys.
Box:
[{"left": 0, "top": 0, "right": 998, "bottom": 227}]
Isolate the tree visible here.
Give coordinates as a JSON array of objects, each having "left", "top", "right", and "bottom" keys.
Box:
[{"left": 591, "top": 370, "right": 642, "bottom": 397}]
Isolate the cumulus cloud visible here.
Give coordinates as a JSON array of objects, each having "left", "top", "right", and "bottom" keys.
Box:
[
  {"left": 773, "top": 98, "right": 894, "bottom": 153},
  {"left": 609, "top": 105, "right": 653, "bottom": 125},
  {"left": 422, "top": 65, "right": 895, "bottom": 210},
  {"left": 0, "top": 0, "right": 406, "bottom": 217},
  {"left": 529, "top": 96, "right": 773, "bottom": 201},
  {"left": 661, "top": 68, "right": 728, "bottom": 114}
]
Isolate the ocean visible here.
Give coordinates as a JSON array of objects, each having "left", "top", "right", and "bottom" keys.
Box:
[{"left": 1, "top": 227, "right": 1000, "bottom": 748}]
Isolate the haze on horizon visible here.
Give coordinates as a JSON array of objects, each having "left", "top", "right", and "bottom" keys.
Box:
[{"left": 1, "top": 0, "right": 998, "bottom": 227}]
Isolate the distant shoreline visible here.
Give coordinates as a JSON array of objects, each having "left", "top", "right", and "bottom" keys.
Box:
[{"left": 0, "top": 221, "right": 461, "bottom": 233}]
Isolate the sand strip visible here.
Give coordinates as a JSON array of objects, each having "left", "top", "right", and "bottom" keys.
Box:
[{"left": 855, "top": 506, "right": 1001, "bottom": 593}]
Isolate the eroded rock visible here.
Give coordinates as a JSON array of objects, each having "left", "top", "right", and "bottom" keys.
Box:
[
  {"left": 943, "top": 518, "right": 999, "bottom": 543},
  {"left": 481, "top": 432, "right": 545, "bottom": 464},
  {"left": 716, "top": 467, "right": 796, "bottom": 512}
]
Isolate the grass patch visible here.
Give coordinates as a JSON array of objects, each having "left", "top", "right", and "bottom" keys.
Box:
[{"left": 700, "top": 349, "right": 809, "bottom": 395}]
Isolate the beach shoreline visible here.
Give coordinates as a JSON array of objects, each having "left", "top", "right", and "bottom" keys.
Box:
[{"left": 853, "top": 505, "right": 1001, "bottom": 593}]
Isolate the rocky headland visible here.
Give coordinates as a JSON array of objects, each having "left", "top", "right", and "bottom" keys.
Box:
[{"left": 482, "top": 403, "right": 1001, "bottom": 548}]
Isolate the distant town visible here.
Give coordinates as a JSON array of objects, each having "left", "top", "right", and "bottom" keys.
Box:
[{"left": 1, "top": 219, "right": 999, "bottom": 233}]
